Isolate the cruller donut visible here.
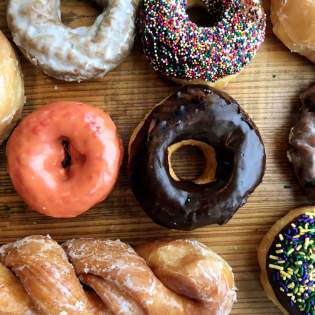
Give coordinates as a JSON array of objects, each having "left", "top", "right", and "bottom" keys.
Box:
[
  {"left": 7, "top": 0, "right": 138, "bottom": 82},
  {"left": 6, "top": 101, "right": 123, "bottom": 218},
  {"left": 139, "top": 0, "right": 266, "bottom": 88},
  {"left": 258, "top": 207, "right": 315, "bottom": 315},
  {"left": 128, "top": 85, "right": 266, "bottom": 230}
]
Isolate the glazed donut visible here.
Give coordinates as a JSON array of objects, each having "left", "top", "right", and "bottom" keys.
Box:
[
  {"left": 258, "top": 206, "right": 315, "bottom": 315},
  {"left": 0, "top": 235, "right": 236, "bottom": 314},
  {"left": 6, "top": 101, "right": 123, "bottom": 218},
  {"left": 7, "top": 0, "right": 138, "bottom": 82},
  {"left": 0, "top": 263, "right": 36, "bottom": 314},
  {"left": 271, "top": 0, "right": 315, "bottom": 63},
  {"left": 128, "top": 85, "right": 266, "bottom": 230},
  {"left": 139, "top": 0, "right": 266, "bottom": 88},
  {"left": 0, "top": 31, "right": 24, "bottom": 144},
  {"left": 288, "top": 84, "right": 315, "bottom": 200}
]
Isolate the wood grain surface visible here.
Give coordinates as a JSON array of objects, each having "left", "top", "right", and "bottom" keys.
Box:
[{"left": 0, "top": 1, "right": 315, "bottom": 314}]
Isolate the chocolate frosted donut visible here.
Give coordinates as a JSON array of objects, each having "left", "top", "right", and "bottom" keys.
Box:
[
  {"left": 258, "top": 207, "right": 315, "bottom": 315},
  {"left": 128, "top": 85, "right": 266, "bottom": 230},
  {"left": 288, "top": 85, "right": 315, "bottom": 200}
]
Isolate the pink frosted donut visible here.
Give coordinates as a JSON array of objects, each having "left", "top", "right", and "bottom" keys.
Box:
[{"left": 7, "top": 101, "right": 123, "bottom": 218}]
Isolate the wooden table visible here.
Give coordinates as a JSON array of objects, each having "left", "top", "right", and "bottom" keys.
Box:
[{"left": 0, "top": 1, "right": 314, "bottom": 314}]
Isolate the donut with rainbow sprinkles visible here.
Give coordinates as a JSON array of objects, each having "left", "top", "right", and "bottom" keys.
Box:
[{"left": 139, "top": 0, "right": 266, "bottom": 87}]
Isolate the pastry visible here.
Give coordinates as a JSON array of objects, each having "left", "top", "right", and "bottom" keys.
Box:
[
  {"left": 258, "top": 206, "right": 315, "bottom": 315},
  {"left": 128, "top": 85, "right": 266, "bottom": 230},
  {"left": 0, "top": 31, "right": 24, "bottom": 143},
  {"left": 64, "top": 238, "right": 236, "bottom": 315},
  {"left": 0, "top": 262, "right": 36, "bottom": 314},
  {"left": 7, "top": 0, "right": 138, "bottom": 81},
  {"left": 288, "top": 84, "right": 315, "bottom": 200},
  {"left": 271, "top": 0, "right": 315, "bottom": 63},
  {"left": 0, "top": 235, "right": 98, "bottom": 314},
  {"left": 6, "top": 101, "right": 123, "bottom": 218},
  {"left": 139, "top": 0, "right": 266, "bottom": 88},
  {"left": 0, "top": 235, "right": 237, "bottom": 315}
]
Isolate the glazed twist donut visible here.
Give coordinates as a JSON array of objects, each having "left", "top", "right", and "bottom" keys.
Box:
[
  {"left": 7, "top": 0, "right": 139, "bottom": 81},
  {"left": 0, "top": 236, "right": 236, "bottom": 315}
]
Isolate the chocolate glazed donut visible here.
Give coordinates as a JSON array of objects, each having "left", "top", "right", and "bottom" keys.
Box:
[
  {"left": 128, "top": 85, "right": 266, "bottom": 230},
  {"left": 288, "top": 84, "right": 315, "bottom": 200}
]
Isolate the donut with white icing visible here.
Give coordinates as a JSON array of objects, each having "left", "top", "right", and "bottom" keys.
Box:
[{"left": 7, "top": 0, "right": 138, "bottom": 82}]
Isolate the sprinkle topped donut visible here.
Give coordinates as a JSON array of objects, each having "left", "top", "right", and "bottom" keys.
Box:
[
  {"left": 267, "top": 211, "right": 315, "bottom": 314},
  {"left": 259, "top": 207, "right": 315, "bottom": 315},
  {"left": 139, "top": 0, "right": 266, "bottom": 87}
]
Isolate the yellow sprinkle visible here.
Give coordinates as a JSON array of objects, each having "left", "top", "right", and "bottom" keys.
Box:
[
  {"left": 269, "top": 264, "right": 283, "bottom": 271},
  {"left": 279, "top": 234, "right": 284, "bottom": 241},
  {"left": 276, "top": 249, "right": 284, "bottom": 254},
  {"left": 304, "top": 237, "right": 310, "bottom": 249},
  {"left": 287, "top": 248, "right": 294, "bottom": 256},
  {"left": 296, "top": 245, "right": 302, "bottom": 251},
  {"left": 291, "top": 223, "right": 296, "bottom": 228},
  {"left": 280, "top": 287, "right": 285, "bottom": 292},
  {"left": 269, "top": 255, "right": 279, "bottom": 260},
  {"left": 288, "top": 282, "right": 295, "bottom": 289},
  {"left": 276, "top": 243, "right": 282, "bottom": 248},
  {"left": 281, "top": 271, "right": 291, "bottom": 279}
]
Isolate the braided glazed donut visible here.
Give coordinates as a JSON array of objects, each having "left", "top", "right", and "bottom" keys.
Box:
[
  {"left": 139, "top": 0, "right": 266, "bottom": 87},
  {"left": 7, "top": 0, "right": 138, "bottom": 82},
  {"left": 0, "top": 235, "right": 236, "bottom": 314}
]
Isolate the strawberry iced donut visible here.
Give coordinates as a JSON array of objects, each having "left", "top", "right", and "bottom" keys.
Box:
[{"left": 6, "top": 101, "right": 123, "bottom": 218}]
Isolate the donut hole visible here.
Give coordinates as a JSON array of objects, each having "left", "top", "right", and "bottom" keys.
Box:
[
  {"left": 168, "top": 140, "right": 217, "bottom": 185},
  {"left": 60, "top": 0, "right": 104, "bottom": 28},
  {"left": 61, "top": 139, "right": 72, "bottom": 169},
  {"left": 60, "top": 138, "right": 86, "bottom": 176},
  {"left": 186, "top": 0, "right": 225, "bottom": 27}
]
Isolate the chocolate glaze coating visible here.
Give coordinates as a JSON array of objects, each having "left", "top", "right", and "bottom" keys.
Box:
[
  {"left": 128, "top": 85, "right": 266, "bottom": 230},
  {"left": 288, "top": 85, "right": 315, "bottom": 200}
]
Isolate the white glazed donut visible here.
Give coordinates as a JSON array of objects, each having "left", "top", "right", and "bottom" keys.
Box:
[
  {"left": 0, "top": 31, "right": 24, "bottom": 144},
  {"left": 7, "top": 0, "right": 138, "bottom": 82}
]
